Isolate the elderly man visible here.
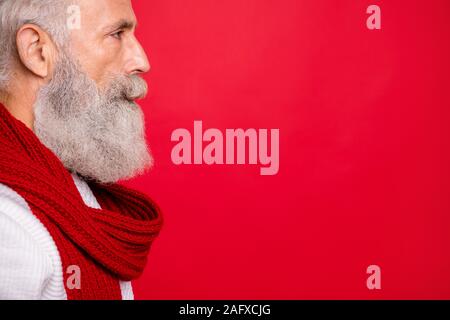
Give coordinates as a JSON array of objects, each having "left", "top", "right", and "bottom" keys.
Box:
[{"left": 0, "top": 0, "right": 163, "bottom": 300}]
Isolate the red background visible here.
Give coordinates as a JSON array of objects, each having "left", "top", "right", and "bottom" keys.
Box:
[{"left": 126, "top": 0, "right": 450, "bottom": 299}]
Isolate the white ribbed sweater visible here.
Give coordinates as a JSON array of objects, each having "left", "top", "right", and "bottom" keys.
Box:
[{"left": 0, "top": 173, "right": 134, "bottom": 300}]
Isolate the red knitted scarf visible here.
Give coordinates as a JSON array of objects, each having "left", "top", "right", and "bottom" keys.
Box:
[{"left": 0, "top": 103, "right": 163, "bottom": 300}]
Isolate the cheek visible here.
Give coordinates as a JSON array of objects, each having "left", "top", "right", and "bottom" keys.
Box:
[{"left": 70, "top": 37, "right": 122, "bottom": 85}]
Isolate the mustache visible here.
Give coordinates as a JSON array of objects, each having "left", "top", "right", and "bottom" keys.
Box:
[{"left": 105, "top": 74, "right": 148, "bottom": 102}]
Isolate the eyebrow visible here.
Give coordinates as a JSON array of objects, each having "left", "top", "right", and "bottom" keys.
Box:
[{"left": 103, "top": 19, "right": 137, "bottom": 33}]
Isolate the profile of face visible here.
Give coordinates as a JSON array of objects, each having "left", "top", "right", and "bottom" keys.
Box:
[{"left": 33, "top": 0, "right": 153, "bottom": 184}]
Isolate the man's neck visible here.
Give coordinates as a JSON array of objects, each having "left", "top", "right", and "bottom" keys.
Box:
[
  {"left": 5, "top": 104, "right": 34, "bottom": 130},
  {"left": 0, "top": 89, "right": 36, "bottom": 130}
]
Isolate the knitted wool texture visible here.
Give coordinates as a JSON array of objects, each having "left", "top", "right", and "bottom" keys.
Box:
[{"left": 0, "top": 103, "right": 163, "bottom": 299}]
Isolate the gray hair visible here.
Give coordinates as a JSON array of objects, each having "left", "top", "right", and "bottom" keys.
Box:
[{"left": 0, "top": 0, "right": 71, "bottom": 89}]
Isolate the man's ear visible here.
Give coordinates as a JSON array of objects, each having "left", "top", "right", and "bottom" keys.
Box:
[{"left": 16, "top": 24, "right": 56, "bottom": 79}]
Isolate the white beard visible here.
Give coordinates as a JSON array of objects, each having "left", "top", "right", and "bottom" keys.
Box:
[{"left": 33, "top": 51, "right": 153, "bottom": 184}]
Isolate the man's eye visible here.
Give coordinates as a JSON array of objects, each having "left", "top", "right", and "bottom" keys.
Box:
[{"left": 111, "top": 30, "right": 124, "bottom": 39}]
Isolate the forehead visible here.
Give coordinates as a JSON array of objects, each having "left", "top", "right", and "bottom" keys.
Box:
[{"left": 76, "top": 0, "right": 137, "bottom": 32}]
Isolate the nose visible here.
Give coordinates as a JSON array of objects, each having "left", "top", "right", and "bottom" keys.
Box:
[{"left": 125, "top": 36, "right": 151, "bottom": 75}]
